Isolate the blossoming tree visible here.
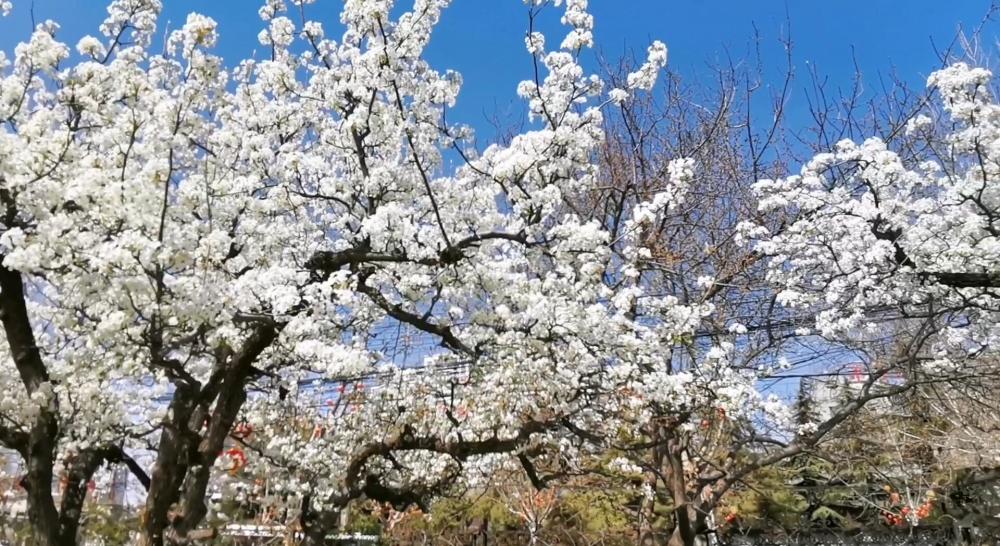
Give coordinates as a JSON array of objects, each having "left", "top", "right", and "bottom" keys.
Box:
[
  {"left": 0, "top": 0, "right": 716, "bottom": 544},
  {"left": 753, "top": 61, "right": 1000, "bottom": 386},
  {"left": 2, "top": 0, "right": 996, "bottom": 544}
]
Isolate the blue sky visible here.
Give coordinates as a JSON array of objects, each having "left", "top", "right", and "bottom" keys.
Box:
[{"left": 1, "top": 1, "right": 995, "bottom": 139}]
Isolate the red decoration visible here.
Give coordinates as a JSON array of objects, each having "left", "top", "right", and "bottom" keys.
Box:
[{"left": 225, "top": 447, "right": 247, "bottom": 475}]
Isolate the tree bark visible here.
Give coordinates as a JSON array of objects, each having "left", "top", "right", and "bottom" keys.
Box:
[
  {"left": 139, "top": 387, "right": 198, "bottom": 546},
  {"left": 0, "top": 265, "right": 62, "bottom": 546},
  {"left": 139, "top": 323, "right": 277, "bottom": 545},
  {"left": 638, "top": 424, "right": 670, "bottom": 546},
  {"left": 665, "top": 437, "right": 697, "bottom": 546}
]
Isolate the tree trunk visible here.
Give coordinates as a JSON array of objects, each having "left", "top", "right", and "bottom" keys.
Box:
[
  {"left": 638, "top": 470, "right": 662, "bottom": 546},
  {"left": 665, "top": 436, "right": 697, "bottom": 546},
  {"left": 0, "top": 266, "right": 73, "bottom": 546},
  {"left": 139, "top": 389, "right": 198, "bottom": 546},
  {"left": 139, "top": 324, "right": 277, "bottom": 545},
  {"left": 639, "top": 427, "right": 666, "bottom": 546},
  {"left": 55, "top": 449, "right": 108, "bottom": 546},
  {"left": 21, "top": 447, "right": 61, "bottom": 546}
]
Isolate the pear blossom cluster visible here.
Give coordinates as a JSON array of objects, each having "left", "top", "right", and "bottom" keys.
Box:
[{"left": 751, "top": 62, "right": 1000, "bottom": 370}]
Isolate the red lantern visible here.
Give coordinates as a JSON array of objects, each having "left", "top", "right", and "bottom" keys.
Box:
[{"left": 225, "top": 447, "right": 247, "bottom": 475}]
